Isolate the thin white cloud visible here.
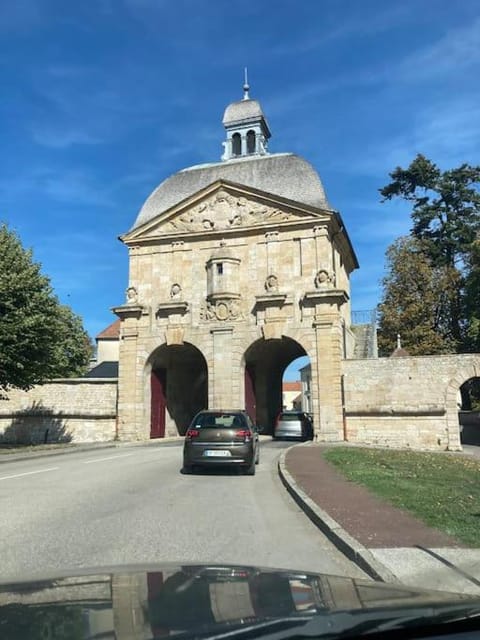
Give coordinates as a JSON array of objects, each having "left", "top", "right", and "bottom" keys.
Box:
[
  {"left": 32, "top": 126, "right": 103, "bottom": 148},
  {"left": 270, "top": 4, "right": 412, "bottom": 57},
  {"left": 338, "top": 94, "right": 480, "bottom": 178},
  {"left": 28, "top": 63, "right": 160, "bottom": 149},
  {"left": 413, "top": 100, "right": 480, "bottom": 164},
  {"left": 0, "top": 167, "right": 113, "bottom": 207},
  {"left": 398, "top": 17, "right": 480, "bottom": 81},
  {"left": 350, "top": 215, "right": 411, "bottom": 243}
]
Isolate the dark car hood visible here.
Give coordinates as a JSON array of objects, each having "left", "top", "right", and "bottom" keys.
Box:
[{"left": 1, "top": 563, "right": 479, "bottom": 640}]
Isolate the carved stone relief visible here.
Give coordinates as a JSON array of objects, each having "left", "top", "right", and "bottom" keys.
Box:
[
  {"left": 125, "top": 286, "right": 138, "bottom": 304},
  {"left": 163, "top": 191, "right": 306, "bottom": 233},
  {"left": 265, "top": 274, "right": 279, "bottom": 292},
  {"left": 170, "top": 283, "right": 182, "bottom": 299},
  {"left": 200, "top": 298, "right": 244, "bottom": 322},
  {"left": 314, "top": 269, "right": 336, "bottom": 289}
]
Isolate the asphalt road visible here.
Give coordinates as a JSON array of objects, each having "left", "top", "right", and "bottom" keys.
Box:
[{"left": 0, "top": 440, "right": 367, "bottom": 582}]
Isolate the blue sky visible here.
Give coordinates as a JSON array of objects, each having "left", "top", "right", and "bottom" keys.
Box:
[{"left": 1, "top": 0, "right": 479, "bottom": 378}]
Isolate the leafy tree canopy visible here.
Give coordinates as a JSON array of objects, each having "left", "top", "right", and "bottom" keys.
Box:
[
  {"left": 377, "top": 237, "right": 458, "bottom": 356},
  {"left": 380, "top": 154, "right": 480, "bottom": 268},
  {"left": 0, "top": 224, "right": 93, "bottom": 394},
  {"left": 379, "top": 156, "right": 480, "bottom": 354}
]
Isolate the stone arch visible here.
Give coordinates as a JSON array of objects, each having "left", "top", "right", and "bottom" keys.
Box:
[
  {"left": 145, "top": 341, "right": 208, "bottom": 437},
  {"left": 241, "top": 332, "right": 314, "bottom": 433},
  {"left": 445, "top": 358, "right": 480, "bottom": 450}
]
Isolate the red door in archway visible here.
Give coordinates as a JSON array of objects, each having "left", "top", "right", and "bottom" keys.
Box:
[
  {"left": 151, "top": 369, "right": 166, "bottom": 438},
  {"left": 245, "top": 365, "right": 256, "bottom": 424}
]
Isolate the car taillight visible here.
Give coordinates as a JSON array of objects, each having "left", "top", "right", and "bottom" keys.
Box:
[
  {"left": 186, "top": 428, "right": 200, "bottom": 439},
  {"left": 235, "top": 429, "right": 252, "bottom": 442}
]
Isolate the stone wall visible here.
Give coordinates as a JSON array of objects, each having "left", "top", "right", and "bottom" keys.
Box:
[
  {"left": 342, "top": 354, "right": 480, "bottom": 451},
  {"left": 0, "top": 379, "right": 117, "bottom": 444}
]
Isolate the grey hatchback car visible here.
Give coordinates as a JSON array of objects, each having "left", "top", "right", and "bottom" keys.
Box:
[
  {"left": 274, "top": 411, "right": 314, "bottom": 441},
  {"left": 183, "top": 410, "right": 260, "bottom": 475}
]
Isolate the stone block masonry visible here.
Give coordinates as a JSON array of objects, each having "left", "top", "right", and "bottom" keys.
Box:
[
  {"left": 342, "top": 354, "right": 480, "bottom": 451},
  {"left": 0, "top": 379, "right": 117, "bottom": 444}
]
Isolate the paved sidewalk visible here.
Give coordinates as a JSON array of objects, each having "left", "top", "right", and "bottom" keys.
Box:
[{"left": 281, "top": 443, "right": 480, "bottom": 596}]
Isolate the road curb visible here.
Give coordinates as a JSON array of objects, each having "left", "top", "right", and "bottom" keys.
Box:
[
  {"left": 0, "top": 437, "right": 184, "bottom": 465},
  {"left": 278, "top": 445, "right": 399, "bottom": 584}
]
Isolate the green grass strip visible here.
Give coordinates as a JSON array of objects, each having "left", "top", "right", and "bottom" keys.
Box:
[{"left": 323, "top": 447, "right": 480, "bottom": 547}]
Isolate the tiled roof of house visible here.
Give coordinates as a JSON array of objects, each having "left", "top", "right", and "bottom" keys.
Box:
[
  {"left": 84, "top": 361, "right": 119, "bottom": 378},
  {"left": 96, "top": 319, "right": 121, "bottom": 340},
  {"left": 283, "top": 381, "right": 301, "bottom": 392}
]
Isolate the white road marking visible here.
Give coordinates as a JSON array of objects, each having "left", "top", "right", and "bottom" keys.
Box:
[
  {"left": 82, "top": 454, "right": 134, "bottom": 464},
  {"left": 0, "top": 467, "right": 59, "bottom": 481}
]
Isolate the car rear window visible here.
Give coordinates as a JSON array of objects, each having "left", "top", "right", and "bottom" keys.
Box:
[
  {"left": 279, "top": 413, "right": 303, "bottom": 421},
  {"left": 194, "top": 413, "right": 247, "bottom": 428}
]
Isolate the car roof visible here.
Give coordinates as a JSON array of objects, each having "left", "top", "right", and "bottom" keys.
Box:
[{"left": 195, "top": 409, "right": 249, "bottom": 416}]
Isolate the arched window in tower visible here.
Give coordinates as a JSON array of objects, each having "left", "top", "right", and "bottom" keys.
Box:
[
  {"left": 246, "top": 130, "right": 256, "bottom": 154},
  {"left": 232, "top": 133, "right": 241, "bottom": 156}
]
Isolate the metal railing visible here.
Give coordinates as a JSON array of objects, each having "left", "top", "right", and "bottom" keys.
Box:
[{"left": 351, "top": 309, "right": 377, "bottom": 325}]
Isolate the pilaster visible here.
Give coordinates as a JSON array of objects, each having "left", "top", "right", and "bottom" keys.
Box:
[{"left": 209, "top": 326, "right": 235, "bottom": 409}]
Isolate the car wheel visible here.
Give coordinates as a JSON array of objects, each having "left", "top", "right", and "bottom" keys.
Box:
[
  {"left": 255, "top": 451, "right": 260, "bottom": 465},
  {"left": 182, "top": 463, "right": 193, "bottom": 474},
  {"left": 245, "top": 460, "right": 256, "bottom": 475}
]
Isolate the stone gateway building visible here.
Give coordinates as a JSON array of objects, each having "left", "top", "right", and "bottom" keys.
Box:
[
  {"left": 113, "top": 87, "right": 360, "bottom": 441},
  {"left": 1, "top": 87, "right": 478, "bottom": 449}
]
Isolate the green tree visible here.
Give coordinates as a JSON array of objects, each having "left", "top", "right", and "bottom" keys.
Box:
[
  {"left": 380, "top": 155, "right": 480, "bottom": 350},
  {"left": 377, "top": 237, "right": 457, "bottom": 356},
  {"left": 464, "top": 239, "right": 480, "bottom": 352},
  {"left": 380, "top": 154, "right": 480, "bottom": 267},
  {"left": 0, "top": 224, "right": 92, "bottom": 394}
]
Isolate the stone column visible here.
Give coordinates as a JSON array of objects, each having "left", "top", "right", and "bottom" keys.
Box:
[
  {"left": 117, "top": 328, "right": 140, "bottom": 440},
  {"left": 304, "top": 289, "right": 348, "bottom": 442},
  {"left": 314, "top": 315, "right": 345, "bottom": 441},
  {"left": 241, "top": 134, "right": 246, "bottom": 156},
  {"left": 210, "top": 327, "right": 234, "bottom": 409},
  {"left": 113, "top": 303, "right": 144, "bottom": 441},
  {"left": 265, "top": 231, "right": 279, "bottom": 278},
  {"left": 314, "top": 226, "right": 334, "bottom": 280}
]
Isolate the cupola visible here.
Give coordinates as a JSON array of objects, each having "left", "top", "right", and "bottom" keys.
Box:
[{"left": 221, "top": 70, "right": 271, "bottom": 161}]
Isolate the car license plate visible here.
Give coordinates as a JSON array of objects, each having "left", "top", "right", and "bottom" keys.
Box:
[{"left": 204, "top": 450, "right": 231, "bottom": 457}]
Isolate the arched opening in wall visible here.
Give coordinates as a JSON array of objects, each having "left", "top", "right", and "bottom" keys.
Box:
[
  {"left": 246, "top": 130, "right": 256, "bottom": 154},
  {"left": 283, "top": 355, "right": 311, "bottom": 411},
  {"left": 148, "top": 343, "right": 208, "bottom": 438},
  {"left": 244, "top": 337, "right": 309, "bottom": 435},
  {"left": 232, "top": 133, "right": 241, "bottom": 156},
  {"left": 458, "top": 377, "right": 480, "bottom": 446}
]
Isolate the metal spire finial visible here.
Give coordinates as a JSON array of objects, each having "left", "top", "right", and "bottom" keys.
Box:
[
  {"left": 397, "top": 333, "right": 402, "bottom": 349},
  {"left": 243, "top": 67, "right": 250, "bottom": 100}
]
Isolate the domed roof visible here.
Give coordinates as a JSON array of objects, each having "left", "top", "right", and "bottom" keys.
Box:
[
  {"left": 222, "top": 99, "right": 266, "bottom": 126},
  {"left": 132, "top": 153, "right": 331, "bottom": 230}
]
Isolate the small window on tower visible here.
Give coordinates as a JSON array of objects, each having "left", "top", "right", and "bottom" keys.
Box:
[
  {"left": 246, "top": 130, "right": 256, "bottom": 154},
  {"left": 217, "top": 263, "right": 223, "bottom": 275},
  {"left": 232, "top": 133, "right": 241, "bottom": 156}
]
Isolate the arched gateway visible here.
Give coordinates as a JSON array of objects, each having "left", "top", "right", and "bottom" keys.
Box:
[{"left": 113, "top": 83, "right": 359, "bottom": 441}]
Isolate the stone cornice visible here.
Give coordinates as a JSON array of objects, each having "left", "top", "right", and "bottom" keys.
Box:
[
  {"left": 112, "top": 304, "right": 144, "bottom": 320},
  {"left": 303, "top": 289, "right": 349, "bottom": 305},
  {"left": 254, "top": 293, "right": 290, "bottom": 305}
]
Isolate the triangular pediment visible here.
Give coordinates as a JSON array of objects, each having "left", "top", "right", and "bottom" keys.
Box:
[{"left": 122, "top": 180, "right": 332, "bottom": 243}]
